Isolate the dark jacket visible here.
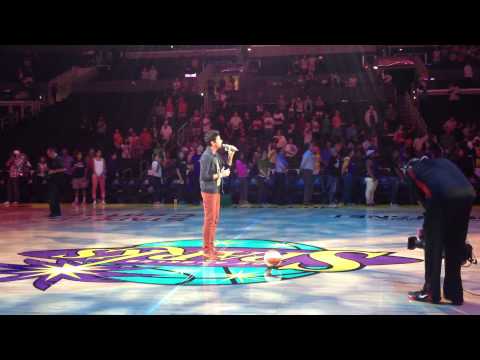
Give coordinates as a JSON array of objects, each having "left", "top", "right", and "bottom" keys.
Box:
[
  {"left": 47, "top": 155, "right": 65, "bottom": 185},
  {"left": 411, "top": 158, "right": 476, "bottom": 203},
  {"left": 199, "top": 147, "right": 225, "bottom": 194}
]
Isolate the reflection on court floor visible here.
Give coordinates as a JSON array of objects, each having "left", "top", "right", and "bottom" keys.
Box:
[{"left": 0, "top": 204, "right": 478, "bottom": 315}]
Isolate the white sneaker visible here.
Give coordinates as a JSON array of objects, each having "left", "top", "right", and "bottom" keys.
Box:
[
  {"left": 92, "top": 200, "right": 97, "bottom": 206},
  {"left": 101, "top": 200, "right": 106, "bottom": 205},
  {"left": 3, "top": 201, "right": 10, "bottom": 207}
]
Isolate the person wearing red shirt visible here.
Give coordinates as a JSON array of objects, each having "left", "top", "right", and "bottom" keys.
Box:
[
  {"left": 127, "top": 129, "right": 142, "bottom": 160},
  {"left": 113, "top": 129, "right": 123, "bottom": 152},
  {"left": 296, "top": 113, "right": 306, "bottom": 135},
  {"left": 140, "top": 128, "right": 153, "bottom": 160},
  {"left": 165, "top": 97, "right": 175, "bottom": 120},
  {"left": 178, "top": 96, "right": 188, "bottom": 122},
  {"left": 140, "top": 128, "right": 153, "bottom": 148},
  {"left": 251, "top": 116, "right": 264, "bottom": 141},
  {"left": 393, "top": 125, "right": 406, "bottom": 146}
]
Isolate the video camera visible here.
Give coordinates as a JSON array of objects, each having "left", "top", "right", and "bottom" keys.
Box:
[
  {"left": 407, "top": 229, "right": 426, "bottom": 250},
  {"left": 408, "top": 229, "right": 478, "bottom": 266}
]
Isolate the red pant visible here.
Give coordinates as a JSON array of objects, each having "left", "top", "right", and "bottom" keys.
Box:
[
  {"left": 92, "top": 174, "right": 106, "bottom": 200},
  {"left": 201, "top": 192, "right": 221, "bottom": 253}
]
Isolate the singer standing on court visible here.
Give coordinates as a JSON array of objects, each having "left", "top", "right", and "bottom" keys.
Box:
[
  {"left": 199, "top": 130, "right": 235, "bottom": 260},
  {"left": 46, "top": 148, "right": 66, "bottom": 218}
]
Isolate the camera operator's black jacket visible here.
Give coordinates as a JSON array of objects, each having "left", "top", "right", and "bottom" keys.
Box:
[
  {"left": 408, "top": 158, "right": 476, "bottom": 205},
  {"left": 408, "top": 157, "right": 476, "bottom": 302}
]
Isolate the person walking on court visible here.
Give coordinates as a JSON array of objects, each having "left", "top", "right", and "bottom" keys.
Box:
[{"left": 46, "top": 148, "right": 66, "bottom": 218}]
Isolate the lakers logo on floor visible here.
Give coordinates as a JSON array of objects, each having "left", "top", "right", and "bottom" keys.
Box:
[{"left": 0, "top": 239, "right": 422, "bottom": 291}]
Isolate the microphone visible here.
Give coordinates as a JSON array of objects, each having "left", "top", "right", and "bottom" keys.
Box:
[{"left": 223, "top": 144, "right": 239, "bottom": 152}]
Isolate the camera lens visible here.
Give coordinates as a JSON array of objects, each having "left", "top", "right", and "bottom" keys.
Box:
[{"left": 408, "top": 236, "right": 417, "bottom": 250}]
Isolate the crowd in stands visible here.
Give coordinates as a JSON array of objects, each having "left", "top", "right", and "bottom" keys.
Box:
[
  {"left": 140, "top": 65, "right": 159, "bottom": 81},
  {"left": 429, "top": 45, "right": 480, "bottom": 68},
  {"left": 97, "top": 57, "right": 203, "bottom": 82},
  {"left": 3, "top": 83, "right": 480, "bottom": 208},
  {"left": 2, "top": 48, "right": 480, "bottom": 208},
  {"left": 0, "top": 54, "right": 37, "bottom": 131},
  {"left": 0, "top": 54, "right": 38, "bottom": 101},
  {"left": 1, "top": 50, "right": 84, "bottom": 101},
  {"left": 424, "top": 45, "right": 480, "bottom": 89},
  {"left": 268, "top": 54, "right": 379, "bottom": 89}
]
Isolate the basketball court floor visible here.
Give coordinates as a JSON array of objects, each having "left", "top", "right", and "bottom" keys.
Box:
[{"left": 0, "top": 203, "right": 479, "bottom": 315}]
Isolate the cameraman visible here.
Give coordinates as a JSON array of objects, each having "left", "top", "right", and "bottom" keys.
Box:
[{"left": 405, "top": 152, "right": 476, "bottom": 305}]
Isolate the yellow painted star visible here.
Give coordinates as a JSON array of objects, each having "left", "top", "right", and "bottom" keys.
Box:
[{"left": 20, "top": 263, "right": 105, "bottom": 281}]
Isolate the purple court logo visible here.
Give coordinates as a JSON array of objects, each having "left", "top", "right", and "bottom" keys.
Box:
[{"left": 0, "top": 239, "right": 422, "bottom": 290}]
